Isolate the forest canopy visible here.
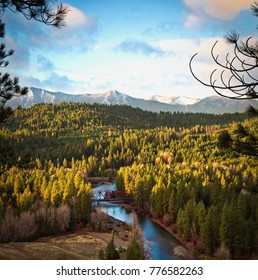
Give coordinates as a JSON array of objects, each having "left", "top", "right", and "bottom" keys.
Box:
[{"left": 0, "top": 102, "right": 257, "bottom": 259}]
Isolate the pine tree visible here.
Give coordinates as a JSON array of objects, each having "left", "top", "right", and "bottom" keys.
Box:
[
  {"left": 105, "top": 236, "right": 120, "bottom": 260},
  {"left": 0, "top": 20, "right": 28, "bottom": 122},
  {"left": 168, "top": 189, "right": 177, "bottom": 223},
  {"left": 0, "top": 1, "right": 68, "bottom": 28},
  {"left": 0, "top": 50, "right": 26, "bottom": 174},
  {"left": 201, "top": 205, "right": 220, "bottom": 255},
  {"left": 220, "top": 203, "right": 234, "bottom": 257},
  {"left": 0, "top": 1, "right": 68, "bottom": 174},
  {"left": 126, "top": 238, "right": 142, "bottom": 260},
  {"left": 98, "top": 249, "right": 105, "bottom": 260},
  {"left": 195, "top": 201, "right": 206, "bottom": 235}
]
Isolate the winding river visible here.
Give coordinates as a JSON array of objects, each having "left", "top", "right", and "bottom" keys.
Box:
[{"left": 93, "top": 184, "right": 186, "bottom": 260}]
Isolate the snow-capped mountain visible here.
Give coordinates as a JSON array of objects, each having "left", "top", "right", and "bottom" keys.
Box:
[
  {"left": 7, "top": 87, "right": 184, "bottom": 112},
  {"left": 82, "top": 90, "right": 132, "bottom": 105},
  {"left": 6, "top": 87, "right": 258, "bottom": 114},
  {"left": 148, "top": 95, "right": 200, "bottom": 105}
]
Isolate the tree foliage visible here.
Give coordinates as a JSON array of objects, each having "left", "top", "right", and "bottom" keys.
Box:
[
  {"left": 0, "top": 102, "right": 257, "bottom": 258},
  {"left": 126, "top": 238, "right": 142, "bottom": 260},
  {"left": 218, "top": 108, "right": 258, "bottom": 157},
  {"left": 0, "top": 20, "right": 28, "bottom": 123},
  {"left": 0, "top": 0, "right": 68, "bottom": 28},
  {"left": 0, "top": 0, "right": 68, "bottom": 172}
]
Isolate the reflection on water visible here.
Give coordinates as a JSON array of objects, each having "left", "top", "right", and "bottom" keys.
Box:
[
  {"left": 93, "top": 185, "right": 184, "bottom": 260},
  {"left": 99, "top": 202, "right": 134, "bottom": 224}
]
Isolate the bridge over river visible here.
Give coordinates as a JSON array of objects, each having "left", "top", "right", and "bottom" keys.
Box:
[{"left": 92, "top": 190, "right": 133, "bottom": 204}]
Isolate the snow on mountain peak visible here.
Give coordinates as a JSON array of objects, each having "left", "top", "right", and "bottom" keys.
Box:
[
  {"left": 6, "top": 87, "right": 256, "bottom": 114},
  {"left": 148, "top": 95, "right": 200, "bottom": 105},
  {"left": 102, "top": 90, "right": 129, "bottom": 105},
  {"left": 40, "top": 89, "right": 55, "bottom": 103}
]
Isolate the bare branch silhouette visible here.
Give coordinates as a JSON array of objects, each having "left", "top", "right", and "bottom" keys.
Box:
[{"left": 190, "top": 35, "right": 258, "bottom": 100}]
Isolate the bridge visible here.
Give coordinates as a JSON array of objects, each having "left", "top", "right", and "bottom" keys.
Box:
[
  {"left": 92, "top": 197, "right": 133, "bottom": 203},
  {"left": 92, "top": 190, "right": 132, "bottom": 204}
]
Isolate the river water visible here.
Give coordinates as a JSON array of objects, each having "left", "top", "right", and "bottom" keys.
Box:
[{"left": 93, "top": 184, "right": 186, "bottom": 260}]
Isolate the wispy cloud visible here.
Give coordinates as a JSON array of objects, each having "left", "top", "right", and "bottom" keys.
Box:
[
  {"left": 5, "top": 36, "right": 31, "bottom": 70},
  {"left": 143, "top": 20, "right": 179, "bottom": 36},
  {"left": 115, "top": 39, "right": 171, "bottom": 57},
  {"left": 2, "top": 4, "right": 99, "bottom": 91},
  {"left": 41, "top": 72, "right": 77, "bottom": 91},
  {"left": 184, "top": 13, "right": 203, "bottom": 28},
  {"left": 3, "top": 5, "right": 98, "bottom": 53},
  {"left": 37, "top": 55, "right": 55, "bottom": 72}
]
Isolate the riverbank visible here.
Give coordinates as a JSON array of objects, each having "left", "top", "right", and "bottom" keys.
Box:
[
  {"left": 108, "top": 201, "right": 194, "bottom": 259},
  {"left": 94, "top": 182, "right": 195, "bottom": 260},
  {"left": 151, "top": 218, "right": 194, "bottom": 259}
]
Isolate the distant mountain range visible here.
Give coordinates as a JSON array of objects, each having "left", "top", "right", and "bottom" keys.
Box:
[{"left": 6, "top": 87, "right": 258, "bottom": 114}]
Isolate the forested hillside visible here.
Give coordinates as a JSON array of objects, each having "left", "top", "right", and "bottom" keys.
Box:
[
  {"left": 0, "top": 102, "right": 257, "bottom": 259},
  {"left": 0, "top": 102, "right": 246, "bottom": 165}
]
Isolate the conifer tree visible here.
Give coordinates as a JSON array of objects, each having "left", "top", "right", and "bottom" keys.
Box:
[
  {"left": 201, "top": 205, "right": 220, "bottom": 255},
  {"left": 0, "top": 19, "right": 28, "bottom": 123},
  {"left": 0, "top": 1, "right": 68, "bottom": 123},
  {"left": 0, "top": 47, "right": 26, "bottom": 174},
  {"left": 168, "top": 189, "right": 177, "bottom": 223},
  {"left": 0, "top": 1, "right": 68, "bottom": 28},
  {"left": 126, "top": 238, "right": 141, "bottom": 260},
  {"left": 0, "top": 1, "right": 68, "bottom": 173},
  {"left": 105, "top": 235, "right": 120, "bottom": 260},
  {"left": 195, "top": 201, "right": 206, "bottom": 236}
]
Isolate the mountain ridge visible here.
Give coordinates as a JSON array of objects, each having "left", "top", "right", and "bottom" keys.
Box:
[{"left": 6, "top": 87, "right": 258, "bottom": 114}]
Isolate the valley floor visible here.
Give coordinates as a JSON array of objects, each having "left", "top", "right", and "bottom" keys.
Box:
[{"left": 0, "top": 216, "right": 130, "bottom": 260}]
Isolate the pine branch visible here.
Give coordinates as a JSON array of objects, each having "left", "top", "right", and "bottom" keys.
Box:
[
  {"left": 246, "top": 105, "right": 258, "bottom": 118},
  {"left": 0, "top": 1, "right": 69, "bottom": 28}
]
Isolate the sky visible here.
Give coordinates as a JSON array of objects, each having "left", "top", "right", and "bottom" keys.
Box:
[{"left": 2, "top": 0, "right": 258, "bottom": 99}]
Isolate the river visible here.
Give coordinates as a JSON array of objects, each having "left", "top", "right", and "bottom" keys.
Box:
[{"left": 93, "top": 184, "right": 187, "bottom": 260}]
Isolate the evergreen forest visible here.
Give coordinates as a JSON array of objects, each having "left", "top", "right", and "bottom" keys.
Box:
[{"left": 0, "top": 102, "right": 257, "bottom": 259}]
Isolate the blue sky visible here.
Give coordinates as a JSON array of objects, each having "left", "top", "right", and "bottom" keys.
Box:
[{"left": 2, "top": 0, "right": 258, "bottom": 99}]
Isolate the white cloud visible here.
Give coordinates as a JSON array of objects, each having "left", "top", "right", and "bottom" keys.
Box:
[
  {"left": 58, "top": 36, "right": 232, "bottom": 98},
  {"left": 184, "top": 0, "right": 206, "bottom": 10},
  {"left": 65, "top": 5, "right": 97, "bottom": 30},
  {"left": 184, "top": 0, "right": 254, "bottom": 22},
  {"left": 18, "top": 34, "right": 237, "bottom": 99},
  {"left": 205, "top": 0, "right": 254, "bottom": 20},
  {"left": 66, "top": 5, "right": 86, "bottom": 26}
]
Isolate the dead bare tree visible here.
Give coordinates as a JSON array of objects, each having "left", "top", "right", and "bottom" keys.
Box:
[
  {"left": 190, "top": 4, "right": 258, "bottom": 100},
  {"left": 189, "top": 3, "right": 258, "bottom": 157},
  {"left": 190, "top": 32, "right": 258, "bottom": 100}
]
